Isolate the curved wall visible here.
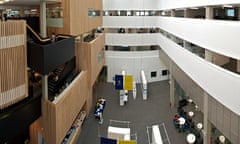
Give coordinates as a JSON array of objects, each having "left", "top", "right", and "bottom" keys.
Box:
[
  {"left": 105, "top": 50, "right": 168, "bottom": 83},
  {"left": 158, "top": 0, "right": 240, "bottom": 10},
  {"left": 157, "top": 17, "right": 240, "bottom": 60},
  {"left": 105, "top": 33, "right": 159, "bottom": 46},
  {"left": 103, "top": 0, "right": 240, "bottom": 10},
  {"left": 103, "top": 16, "right": 159, "bottom": 28},
  {"left": 157, "top": 33, "right": 240, "bottom": 115},
  {"left": 103, "top": 0, "right": 161, "bottom": 10}
]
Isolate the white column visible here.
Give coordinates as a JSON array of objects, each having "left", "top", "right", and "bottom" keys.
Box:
[
  {"left": 237, "top": 60, "right": 240, "bottom": 73},
  {"left": 169, "top": 74, "right": 175, "bottom": 108},
  {"left": 205, "top": 7, "right": 214, "bottom": 20},
  {"left": 205, "top": 7, "right": 214, "bottom": 62},
  {"left": 40, "top": 1, "right": 47, "bottom": 37},
  {"left": 42, "top": 75, "right": 48, "bottom": 100},
  {"left": 40, "top": 1, "right": 48, "bottom": 100},
  {"left": 238, "top": 8, "right": 240, "bottom": 20},
  {"left": 171, "top": 10, "right": 175, "bottom": 17},
  {"left": 205, "top": 50, "right": 213, "bottom": 62},
  {"left": 207, "top": 120, "right": 212, "bottom": 144},
  {"left": 184, "top": 8, "right": 192, "bottom": 18},
  {"left": 203, "top": 92, "right": 209, "bottom": 144}
]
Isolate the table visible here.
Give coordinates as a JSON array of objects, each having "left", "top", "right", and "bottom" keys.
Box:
[
  {"left": 152, "top": 125, "right": 163, "bottom": 144},
  {"left": 178, "top": 117, "right": 186, "bottom": 125},
  {"left": 186, "top": 133, "right": 196, "bottom": 144},
  {"left": 188, "top": 111, "right": 194, "bottom": 118},
  {"left": 195, "top": 105, "right": 199, "bottom": 111},
  {"left": 188, "top": 98, "right": 193, "bottom": 103},
  {"left": 219, "top": 135, "right": 225, "bottom": 143},
  {"left": 108, "top": 126, "right": 130, "bottom": 140},
  {"left": 197, "top": 123, "right": 203, "bottom": 130}
]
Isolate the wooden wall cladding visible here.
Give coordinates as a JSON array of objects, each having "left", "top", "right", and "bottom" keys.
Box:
[
  {"left": 41, "top": 71, "right": 88, "bottom": 144},
  {"left": 90, "top": 33, "right": 105, "bottom": 86},
  {"left": 0, "top": 20, "right": 28, "bottom": 109},
  {"left": 75, "top": 34, "right": 105, "bottom": 87},
  {"left": 61, "top": 0, "right": 103, "bottom": 35},
  {"left": 47, "top": 26, "right": 63, "bottom": 36},
  {"left": 75, "top": 41, "right": 90, "bottom": 71}
]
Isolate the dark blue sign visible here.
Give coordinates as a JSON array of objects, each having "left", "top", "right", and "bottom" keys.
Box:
[
  {"left": 100, "top": 137, "right": 117, "bottom": 144},
  {"left": 115, "top": 75, "right": 123, "bottom": 90}
]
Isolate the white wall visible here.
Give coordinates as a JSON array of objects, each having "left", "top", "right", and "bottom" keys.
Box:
[
  {"left": 103, "top": 0, "right": 240, "bottom": 115},
  {"left": 105, "top": 33, "right": 159, "bottom": 46},
  {"left": 157, "top": 17, "right": 240, "bottom": 60},
  {"left": 158, "top": 0, "right": 240, "bottom": 10},
  {"left": 105, "top": 50, "right": 168, "bottom": 83},
  {"left": 103, "top": 16, "right": 159, "bottom": 28},
  {"left": 103, "top": 0, "right": 161, "bottom": 10},
  {"left": 103, "top": 0, "right": 240, "bottom": 11},
  {"left": 157, "top": 33, "right": 240, "bottom": 115}
]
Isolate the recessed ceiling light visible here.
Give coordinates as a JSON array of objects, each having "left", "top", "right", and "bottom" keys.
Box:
[
  {"left": 161, "top": 11, "right": 166, "bottom": 16},
  {"left": 223, "top": 4, "right": 233, "bottom": 8},
  {"left": 190, "top": 7, "right": 199, "bottom": 10}
]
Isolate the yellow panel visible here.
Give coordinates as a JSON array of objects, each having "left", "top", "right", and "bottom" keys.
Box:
[
  {"left": 124, "top": 75, "right": 133, "bottom": 90},
  {"left": 119, "top": 140, "right": 136, "bottom": 144}
]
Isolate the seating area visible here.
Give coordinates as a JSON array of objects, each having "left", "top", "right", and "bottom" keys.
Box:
[{"left": 173, "top": 99, "right": 203, "bottom": 144}]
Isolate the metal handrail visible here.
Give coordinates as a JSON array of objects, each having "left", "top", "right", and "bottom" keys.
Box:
[{"left": 26, "top": 24, "right": 51, "bottom": 43}]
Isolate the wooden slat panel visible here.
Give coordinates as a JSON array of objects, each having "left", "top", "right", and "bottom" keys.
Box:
[
  {"left": 0, "top": 20, "right": 27, "bottom": 109},
  {"left": 61, "top": 0, "right": 103, "bottom": 35},
  {"left": 76, "top": 41, "right": 90, "bottom": 71},
  {"left": 41, "top": 71, "right": 88, "bottom": 144},
  {"left": 90, "top": 33, "right": 105, "bottom": 86}
]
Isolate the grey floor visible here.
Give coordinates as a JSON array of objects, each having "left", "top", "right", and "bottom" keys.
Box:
[{"left": 77, "top": 80, "right": 187, "bottom": 144}]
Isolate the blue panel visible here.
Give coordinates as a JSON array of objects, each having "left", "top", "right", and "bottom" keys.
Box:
[
  {"left": 100, "top": 137, "right": 117, "bottom": 144},
  {"left": 115, "top": 75, "right": 123, "bottom": 90}
]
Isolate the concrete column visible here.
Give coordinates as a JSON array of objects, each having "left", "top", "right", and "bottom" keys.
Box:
[
  {"left": 203, "top": 92, "right": 209, "bottom": 144},
  {"left": 40, "top": 1, "right": 47, "bottom": 37},
  {"left": 182, "top": 9, "right": 190, "bottom": 50},
  {"left": 169, "top": 63, "right": 175, "bottom": 108},
  {"left": 40, "top": 1, "right": 48, "bottom": 100},
  {"left": 169, "top": 10, "right": 176, "bottom": 42},
  {"left": 238, "top": 8, "right": 240, "bottom": 20},
  {"left": 205, "top": 6, "right": 214, "bottom": 19},
  {"left": 171, "top": 10, "right": 176, "bottom": 17},
  {"left": 183, "top": 40, "right": 191, "bottom": 50},
  {"left": 42, "top": 75, "right": 48, "bottom": 100},
  {"left": 184, "top": 8, "right": 192, "bottom": 18},
  {"left": 205, "top": 7, "right": 214, "bottom": 63},
  {"left": 131, "top": 46, "right": 137, "bottom": 51},
  {"left": 207, "top": 120, "right": 212, "bottom": 144},
  {"left": 237, "top": 60, "right": 240, "bottom": 73},
  {"left": 205, "top": 50, "right": 213, "bottom": 62}
]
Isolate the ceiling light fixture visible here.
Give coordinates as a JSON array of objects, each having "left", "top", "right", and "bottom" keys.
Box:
[
  {"left": 0, "top": 1, "right": 4, "bottom": 4},
  {"left": 190, "top": 7, "right": 199, "bottom": 10},
  {"left": 4, "top": 0, "right": 10, "bottom": 2},
  {"left": 223, "top": 4, "right": 233, "bottom": 8}
]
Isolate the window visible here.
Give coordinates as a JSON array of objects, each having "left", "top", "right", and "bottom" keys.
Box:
[
  {"left": 162, "top": 70, "right": 168, "bottom": 76},
  {"left": 226, "top": 9, "right": 234, "bottom": 17},
  {"left": 151, "top": 71, "right": 157, "bottom": 78}
]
